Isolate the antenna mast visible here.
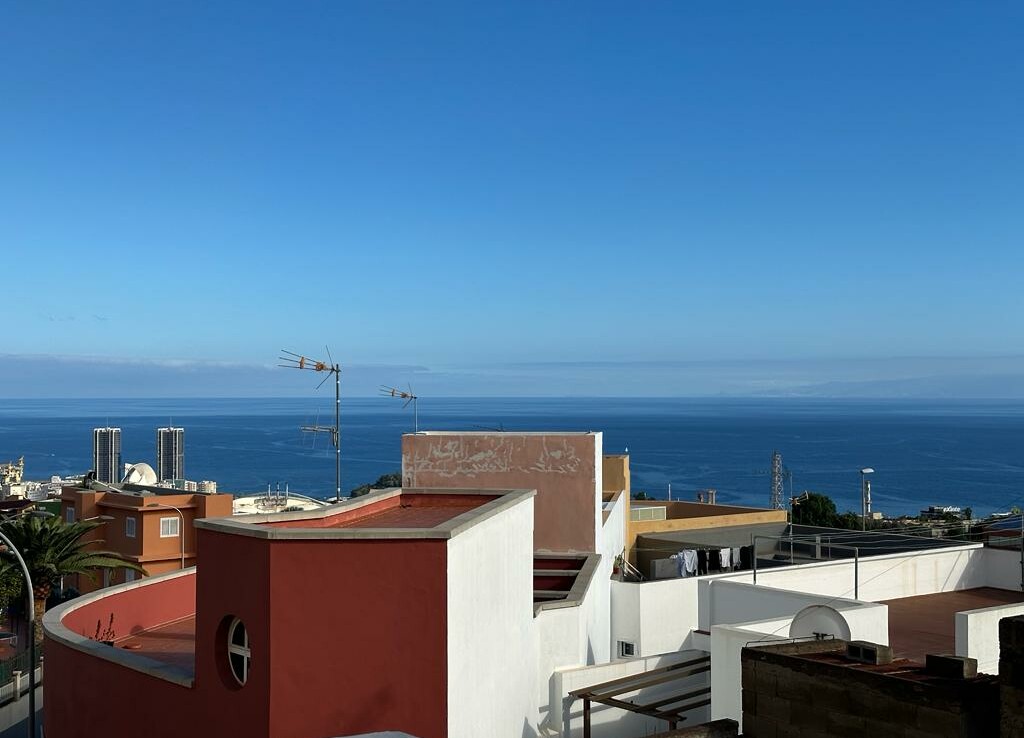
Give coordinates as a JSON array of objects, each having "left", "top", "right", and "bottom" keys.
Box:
[
  {"left": 280, "top": 348, "right": 342, "bottom": 503},
  {"left": 770, "top": 450, "right": 785, "bottom": 510},
  {"left": 380, "top": 385, "right": 419, "bottom": 433}
]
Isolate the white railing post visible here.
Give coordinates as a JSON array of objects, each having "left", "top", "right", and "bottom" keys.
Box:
[{"left": 12, "top": 671, "right": 22, "bottom": 700}]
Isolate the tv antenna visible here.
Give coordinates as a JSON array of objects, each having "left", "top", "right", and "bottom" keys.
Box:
[
  {"left": 380, "top": 385, "right": 419, "bottom": 433},
  {"left": 279, "top": 348, "right": 342, "bottom": 503}
]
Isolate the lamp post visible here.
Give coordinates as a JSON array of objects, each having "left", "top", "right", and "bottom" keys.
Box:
[
  {"left": 860, "top": 468, "right": 874, "bottom": 532},
  {"left": 0, "top": 530, "right": 37, "bottom": 738},
  {"left": 145, "top": 503, "right": 185, "bottom": 569}
]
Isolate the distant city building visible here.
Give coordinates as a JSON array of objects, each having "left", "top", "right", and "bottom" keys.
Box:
[
  {"left": 92, "top": 427, "right": 122, "bottom": 484},
  {"left": 0, "top": 456, "right": 24, "bottom": 486},
  {"left": 197, "top": 480, "right": 217, "bottom": 494},
  {"left": 156, "top": 427, "right": 185, "bottom": 482},
  {"left": 60, "top": 480, "right": 233, "bottom": 594},
  {"left": 921, "top": 504, "right": 963, "bottom": 520}
]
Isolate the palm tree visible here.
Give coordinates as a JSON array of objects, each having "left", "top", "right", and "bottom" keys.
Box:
[{"left": 0, "top": 515, "right": 145, "bottom": 639}]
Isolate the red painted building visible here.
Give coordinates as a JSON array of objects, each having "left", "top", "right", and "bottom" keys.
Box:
[{"left": 44, "top": 487, "right": 539, "bottom": 738}]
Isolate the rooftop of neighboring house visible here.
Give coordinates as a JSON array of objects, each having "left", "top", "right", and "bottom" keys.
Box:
[
  {"left": 198, "top": 487, "right": 532, "bottom": 538},
  {"left": 62, "top": 480, "right": 225, "bottom": 499}
]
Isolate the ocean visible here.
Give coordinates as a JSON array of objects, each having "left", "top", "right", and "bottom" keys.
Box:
[{"left": 1, "top": 397, "right": 1023, "bottom": 518}]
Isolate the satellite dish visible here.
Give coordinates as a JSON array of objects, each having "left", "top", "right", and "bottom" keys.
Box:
[
  {"left": 788, "top": 605, "right": 851, "bottom": 641},
  {"left": 121, "top": 462, "right": 158, "bottom": 486}
]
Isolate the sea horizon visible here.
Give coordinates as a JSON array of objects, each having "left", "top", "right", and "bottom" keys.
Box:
[{"left": 2, "top": 396, "right": 1023, "bottom": 520}]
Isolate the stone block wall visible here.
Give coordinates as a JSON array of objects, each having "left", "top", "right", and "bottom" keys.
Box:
[{"left": 741, "top": 641, "right": 999, "bottom": 738}]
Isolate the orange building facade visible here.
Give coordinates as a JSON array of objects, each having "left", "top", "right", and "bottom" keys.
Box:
[{"left": 60, "top": 485, "right": 233, "bottom": 592}]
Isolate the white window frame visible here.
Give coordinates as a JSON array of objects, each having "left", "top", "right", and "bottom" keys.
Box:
[
  {"left": 65, "top": 507, "right": 75, "bottom": 524},
  {"left": 159, "top": 516, "right": 180, "bottom": 538},
  {"left": 227, "top": 618, "right": 250, "bottom": 686},
  {"left": 125, "top": 517, "right": 137, "bottom": 538}
]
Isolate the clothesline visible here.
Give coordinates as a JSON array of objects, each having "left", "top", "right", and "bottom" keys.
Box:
[{"left": 665, "top": 545, "right": 752, "bottom": 578}]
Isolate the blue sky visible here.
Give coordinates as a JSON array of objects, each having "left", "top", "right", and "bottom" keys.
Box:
[{"left": 2, "top": 2, "right": 1021, "bottom": 396}]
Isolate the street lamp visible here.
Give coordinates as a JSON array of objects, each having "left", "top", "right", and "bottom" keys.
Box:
[
  {"left": 145, "top": 503, "right": 185, "bottom": 569},
  {"left": 0, "top": 531, "right": 38, "bottom": 738},
  {"left": 860, "top": 468, "right": 875, "bottom": 531}
]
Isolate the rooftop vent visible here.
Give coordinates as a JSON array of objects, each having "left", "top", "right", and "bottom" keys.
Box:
[
  {"left": 925, "top": 653, "right": 978, "bottom": 680},
  {"left": 846, "top": 641, "right": 893, "bottom": 665}
]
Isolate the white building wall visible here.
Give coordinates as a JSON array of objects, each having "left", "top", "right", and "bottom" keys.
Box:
[
  {"left": 710, "top": 623, "right": 784, "bottom": 732},
  {"left": 592, "top": 432, "right": 604, "bottom": 555},
  {"left": 955, "top": 602, "right": 1024, "bottom": 674},
  {"left": 608, "top": 580, "right": 642, "bottom": 656},
  {"left": 536, "top": 606, "right": 586, "bottom": 734},
  {"left": 702, "top": 579, "right": 888, "bottom": 637},
  {"left": 447, "top": 496, "right": 538, "bottom": 738},
  {"left": 983, "top": 547, "right": 1023, "bottom": 590},
  {"left": 610, "top": 577, "right": 701, "bottom": 657},
  {"left": 590, "top": 488, "right": 624, "bottom": 664},
  {"left": 688, "top": 544, "right": 987, "bottom": 627},
  {"left": 536, "top": 558, "right": 611, "bottom": 734}
]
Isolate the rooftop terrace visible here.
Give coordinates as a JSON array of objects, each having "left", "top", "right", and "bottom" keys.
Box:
[
  {"left": 882, "top": 586, "right": 1024, "bottom": 662},
  {"left": 115, "top": 614, "right": 196, "bottom": 674}
]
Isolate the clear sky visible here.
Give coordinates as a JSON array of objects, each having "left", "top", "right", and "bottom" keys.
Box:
[{"left": 2, "top": 2, "right": 1021, "bottom": 396}]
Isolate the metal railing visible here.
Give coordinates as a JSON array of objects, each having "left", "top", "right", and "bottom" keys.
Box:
[
  {"left": 753, "top": 535, "right": 861, "bottom": 599},
  {"left": 0, "top": 650, "right": 42, "bottom": 708}
]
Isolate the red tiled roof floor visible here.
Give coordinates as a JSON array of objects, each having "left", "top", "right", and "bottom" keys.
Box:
[
  {"left": 881, "top": 587, "right": 1024, "bottom": 663},
  {"left": 330, "top": 503, "right": 481, "bottom": 529},
  {"left": 114, "top": 615, "right": 196, "bottom": 674}
]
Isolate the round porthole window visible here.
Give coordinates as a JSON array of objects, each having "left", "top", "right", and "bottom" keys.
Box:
[{"left": 227, "top": 618, "right": 250, "bottom": 686}]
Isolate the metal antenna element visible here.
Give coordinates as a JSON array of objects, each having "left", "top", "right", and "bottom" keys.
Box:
[
  {"left": 380, "top": 385, "right": 419, "bottom": 433},
  {"left": 280, "top": 348, "right": 342, "bottom": 503},
  {"left": 770, "top": 450, "right": 785, "bottom": 510},
  {"left": 754, "top": 453, "right": 792, "bottom": 510}
]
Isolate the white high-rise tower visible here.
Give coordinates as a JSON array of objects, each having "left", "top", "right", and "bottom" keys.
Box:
[
  {"left": 156, "top": 427, "right": 185, "bottom": 482},
  {"left": 92, "top": 427, "right": 122, "bottom": 484}
]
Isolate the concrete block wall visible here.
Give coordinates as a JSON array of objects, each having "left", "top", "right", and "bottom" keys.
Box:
[
  {"left": 1001, "top": 615, "right": 1024, "bottom": 738},
  {"left": 648, "top": 719, "right": 738, "bottom": 737},
  {"left": 741, "top": 641, "right": 1000, "bottom": 738}
]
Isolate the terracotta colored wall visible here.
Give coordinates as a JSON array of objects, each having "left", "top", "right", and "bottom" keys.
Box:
[
  {"left": 403, "top": 433, "right": 599, "bottom": 553},
  {"left": 44, "top": 574, "right": 200, "bottom": 738},
  {"left": 192, "top": 529, "right": 274, "bottom": 737},
  {"left": 266, "top": 538, "right": 448, "bottom": 738},
  {"left": 59, "top": 571, "right": 196, "bottom": 642},
  {"left": 45, "top": 640, "right": 197, "bottom": 738},
  {"left": 45, "top": 518, "right": 449, "bottom": 738}
]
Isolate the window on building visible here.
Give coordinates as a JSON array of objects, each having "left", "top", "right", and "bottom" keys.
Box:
[
  {"left": 125, "top": 517, "right": 137, "bottom": 538},
  {"left": 65, "top": 507, "right": 74, "bottom": 524},
  {"left": 102, "top": 569, "right": 111, "bottom": 588},
  {"left": 227, "top": 618, "right": 250, "bottom": 686},
  {"left": 125, "top": 570, "right": 135, "bottom": 583},
  {"left": 160, "top": 516, "right": 180, "bottom": 538},
  {"left": 618, "top": 640, "right": 636, "bottom": 658}
]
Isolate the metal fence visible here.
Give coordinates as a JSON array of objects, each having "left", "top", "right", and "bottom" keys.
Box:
[{"left": 0, "top": 649, "right": 42, "bottom": 707}]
